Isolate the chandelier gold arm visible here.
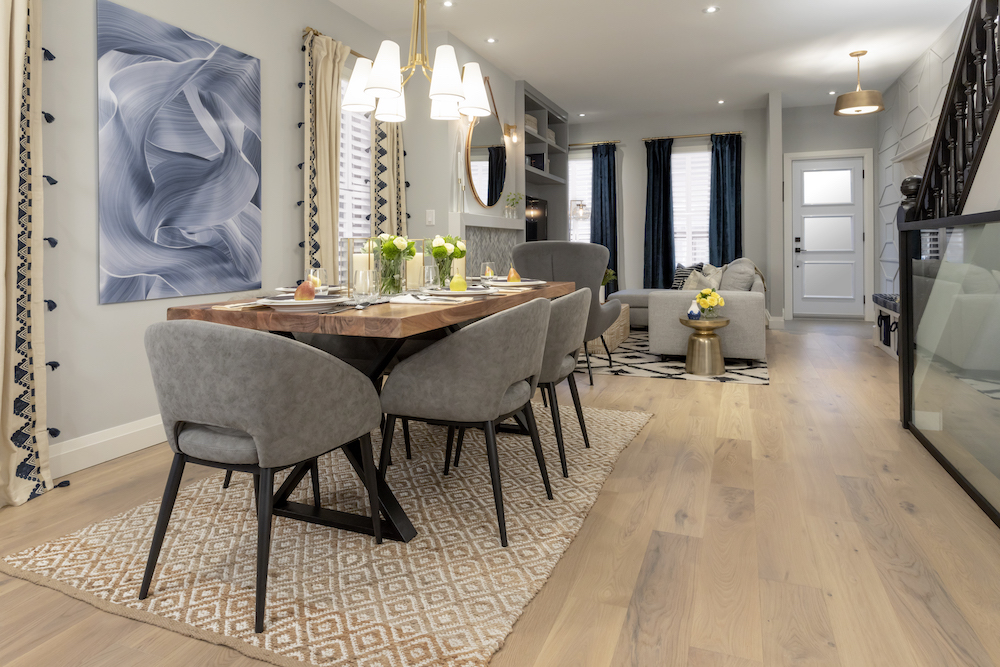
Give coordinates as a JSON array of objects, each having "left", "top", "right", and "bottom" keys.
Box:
[{"left": 401, "top": 0, "right": 433, "bottom": 84}]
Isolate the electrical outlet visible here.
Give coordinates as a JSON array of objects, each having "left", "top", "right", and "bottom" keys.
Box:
[{"left": 426, "top": 209, "right": 435, "bottom": 226}]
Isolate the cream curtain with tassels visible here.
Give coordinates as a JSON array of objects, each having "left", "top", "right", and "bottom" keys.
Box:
[
  {"left": 0, "top": 0, "right": 50, "bottom": 508},
  {"left": 303, "top": 32, "right": 350, "bottom": 280},
  {"left": 370, "top": 119, "right": 407, "bottom": 237}
]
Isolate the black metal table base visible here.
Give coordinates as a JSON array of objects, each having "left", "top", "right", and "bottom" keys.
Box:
[{"left": 271, "top": 444, "right": 417, "bottom": 543}]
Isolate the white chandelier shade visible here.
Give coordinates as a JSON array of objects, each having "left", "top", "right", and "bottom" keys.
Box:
[
  {"left": 375, "top": 80, "right": 407, "bottom": 122},
  {"left": 430, "top": 97, "right": 461, "bottom": 120},
  {"left": 342, "top": 58, "right": 377, "bottom": 113},
  {"left": 428, "top": 45, "right": 464, "bottom": 102},
  {"left": 366, "top": 40, "right": 403, "bottom": 99},
  {"left": 458, "top": 62, "right": 491, "bottom": 117}
]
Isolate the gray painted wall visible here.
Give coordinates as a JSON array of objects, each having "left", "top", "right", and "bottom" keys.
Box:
[
  {"left": 783, "top": 105, "right": 878, "bottom": 155},
  {"left": 42, "top": 0, "right": 387, "bottom": 448}
]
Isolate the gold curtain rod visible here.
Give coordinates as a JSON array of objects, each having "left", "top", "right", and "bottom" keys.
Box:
[
  {"left": 642, "top": 131, "right": 742, "bottom": 142},
  {"left": 568, "top": 140, "right": 621, "bottom": 147},
  {"left": 303, "top": 26, "right": 368, "bottom": 60}
]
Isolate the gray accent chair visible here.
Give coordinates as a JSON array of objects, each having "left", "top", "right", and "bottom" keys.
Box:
[
  {"left": 141, "top": 320, "right": 383, "bottom": 633},
  {"left": 512, "top": 241, "right": 622, "bottom": 384},
  {"left": 379, "top": 299, "right": 553, "bottom": 547}
]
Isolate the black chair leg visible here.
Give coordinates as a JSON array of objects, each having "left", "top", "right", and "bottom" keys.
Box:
[
  {"left": 546, "top": 384, "right": 569, "bottom": 478},
  {"left": 584, "top": 346, "right": 594, "bottom": 385},
  {"left": 444, "top": 426, "right": 456, "bottom": 475},
  {"left": 453, "top": 428, "right": 466, "bottom": 467},
  {"left": 522, "top": 403, "right": 552, "bottom": 500},
  {"left": 483, "top": 421, "right": 507, "bottom": 547},
  {"left": 378, "top": 415, "right": 397, "bottom": 476},
  {"left": 222, "top": 470, "right": 233, "bottom": 489},
  {"left": 567, "top": 373, "right": 591, "bottom": 449},
  {"left": 253, "top": 473, "right": 260, "bottom": 513},
  {"left": 139, "top": 453, "right": 187, "bottom": 600},
  {"left": 359, "top": 433, "right": 382, "bottom": 544},
  {"left": 542, "top": 388, "right": 548, "bottom": 408},
  {"left": 255, "top": 469, "right": 274, "bottom": 634},
  {"left": 601, "top": 335, "right": 613, "bottom": 369},
  {"left": 402, "top": 419, "right": 412, "bottom": 459},
  {"left": 309, "top": 459, "right": 321, "bottom": 508}
]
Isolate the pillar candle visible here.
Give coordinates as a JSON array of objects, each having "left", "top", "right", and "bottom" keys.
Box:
[{"left": 406, "top": 252, "right": 423, "bottom": 290}]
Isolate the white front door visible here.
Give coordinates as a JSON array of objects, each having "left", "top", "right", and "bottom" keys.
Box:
[{"left": 791, "top": 157, "right": 866, "bottom": 317}]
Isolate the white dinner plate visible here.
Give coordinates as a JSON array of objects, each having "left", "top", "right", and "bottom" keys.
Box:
[
  {"left": 257, "top": 295, "right": 349, "bottom": 313},
  {"left": 424, "top": 286, "right": 499, "bottom": 297},
  {"left": 487, "top": 278, "right": 546, "bottom": 286},
  {"left": 274, "top": 285, "right": 344, "bottom": 294}
]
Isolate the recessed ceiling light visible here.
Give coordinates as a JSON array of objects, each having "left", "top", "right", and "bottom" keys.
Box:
[
  {"left": 443, "top": 1, "right": 453, "bottom": 6},
  {"left": 718, "top": 100, "right": 724, "bottom": 104},
  {"left": 703, "top": 6, "right": 720, "bottom": 13},
  {"left": 829, "top": 91, "right": 836, "bottom": 95},
  {"left": 486, "top": 37, "right": 497, "bottom": 43},
  {"left": 579, "top": 113, "right": 586, "bottom": 117}
]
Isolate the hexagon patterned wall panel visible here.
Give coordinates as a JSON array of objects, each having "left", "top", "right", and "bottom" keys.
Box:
[{"left": 875, "top": 14, "right": 964, "bottom": 294}]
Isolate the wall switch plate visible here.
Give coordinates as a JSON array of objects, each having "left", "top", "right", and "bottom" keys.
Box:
[{"left": 426, "top": 210, "right": 435, "bottom": 225}]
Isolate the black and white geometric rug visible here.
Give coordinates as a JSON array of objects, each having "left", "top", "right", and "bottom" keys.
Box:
[
  {"left": 955, "top": 375, "right": 1000, "bottom": 400},
  {"left": 575, "top": 330, "right": 769, "bottom": 385}
]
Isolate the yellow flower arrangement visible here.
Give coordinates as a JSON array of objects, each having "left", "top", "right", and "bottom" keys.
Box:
[{"left": 696, "top": 288, "right": 725, "bottom": 318}]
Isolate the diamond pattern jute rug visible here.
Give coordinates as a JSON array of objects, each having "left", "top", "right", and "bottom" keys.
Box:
[{"left": 1, "top": 404, "right": 650, "bottom": 667}]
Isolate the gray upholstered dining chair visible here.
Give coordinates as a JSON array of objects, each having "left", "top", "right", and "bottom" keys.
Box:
[
  {"left": 536, "top": 288, "right": 593, "bottom": 477},
  {"left": 140, "top": 320, "right": 383, "bottom": 633},
  {"left": 378, "top": 298, "right": 553, "bottom": 547},
  {"left": 511, "top": 241, "right": 622, "bottom": 385}
]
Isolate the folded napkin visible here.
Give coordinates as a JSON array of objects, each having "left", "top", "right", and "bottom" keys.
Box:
[{"left": 389, "top": 294, "right": 474, "bottom": 305}]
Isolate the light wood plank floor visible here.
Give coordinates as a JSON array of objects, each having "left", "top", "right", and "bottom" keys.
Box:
[{"left": 3, "top": 324, "right": 1000, "bottom": 666}]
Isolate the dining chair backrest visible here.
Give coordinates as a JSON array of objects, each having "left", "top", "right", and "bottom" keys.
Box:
[
  {"left": 539, "top": 288, "right": 591, "bottom": 383},
  {"left": 145, "top": 320, "right": 382, "bottom": 469},
  {"left": 511, "top": 241, "right": 620, "bottom": 341},
  {"left": 380, "top": 298, "right": 551, "bottom": 423}
]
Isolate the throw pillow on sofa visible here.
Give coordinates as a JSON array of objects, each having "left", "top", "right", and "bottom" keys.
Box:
[
  {"left": 719, "top": 257, "right": 757, "bottom": 291},
  {"left": 672, "top": 262, "right": 704, "bottom": 289},
  {"left": 683, "top": 264, "right": 723, "bottom": 290}
]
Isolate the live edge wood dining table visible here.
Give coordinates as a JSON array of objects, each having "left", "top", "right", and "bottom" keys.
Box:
[{"left": 166, "top": 281, "right": 575, "bottom": 544}]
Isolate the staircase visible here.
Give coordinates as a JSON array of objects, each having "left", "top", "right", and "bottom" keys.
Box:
[{"left": 908, "top": 0, "right": 1000, "bottom": 221}]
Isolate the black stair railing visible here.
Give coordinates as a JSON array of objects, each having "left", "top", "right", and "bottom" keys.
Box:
[{"left": 914, "top": 0, "right": 1000, "bottom": 221}]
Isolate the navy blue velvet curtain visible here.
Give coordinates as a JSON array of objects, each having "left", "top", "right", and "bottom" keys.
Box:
[
  {"left": 643, "top": 138, "right": 674, "bottom": 289},
  {"left": 709, "top": 133, "right": 743, "bottom": 265},
  {"left": 591, "top": 143, "right": 619, "bottom": 294},
  {"left": 487, "top": 146, "right": 506, "bottom": 206}
]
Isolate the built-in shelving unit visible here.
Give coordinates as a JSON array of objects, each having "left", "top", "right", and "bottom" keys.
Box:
[{"left": 514, "top": 81, "right": 569, "bottom": 240}]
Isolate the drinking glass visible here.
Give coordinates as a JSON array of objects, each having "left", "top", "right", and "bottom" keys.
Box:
[
  {"left": 308, "top": 267, "right": 328, "bottom": 295},
  {"left": 480, "top": 262, "right": 496, "bottom": 283},
  {"left": 421, "top": 265, "right": 440, "bottom": 292},
  {"left": 353, "top": 269, "right": 379, "bottom": 306}
]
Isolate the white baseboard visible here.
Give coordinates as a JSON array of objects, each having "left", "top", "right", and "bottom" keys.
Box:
[
  {"left": 49, "top": 415, "right": 165, "bottom": 480},
  {"left": 765, "top": 310, "right": 785, "bottom": 329}
]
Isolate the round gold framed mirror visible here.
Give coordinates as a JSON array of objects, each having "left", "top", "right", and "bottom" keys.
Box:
[{"left": 466, "top": 115, "right": 507, "bottom": 207}]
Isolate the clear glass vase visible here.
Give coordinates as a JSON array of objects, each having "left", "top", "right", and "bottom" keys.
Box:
[
  {"left": 378, "top": 253, "right": 405, "bottom": 295},
  {"left": 435, "top": 257, "right": 453, "bottom": 288}
]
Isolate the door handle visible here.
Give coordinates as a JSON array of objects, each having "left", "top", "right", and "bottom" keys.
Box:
[{"left": 794, "top": 248, "right": 802, "bottom": 253}]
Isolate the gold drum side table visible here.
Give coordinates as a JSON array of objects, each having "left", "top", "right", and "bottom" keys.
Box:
[{"left": 678, "top": 317, "right": 729, "bottom": 376}]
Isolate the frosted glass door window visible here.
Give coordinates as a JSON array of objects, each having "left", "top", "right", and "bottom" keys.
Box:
[
  {"left": 802, "top": 169, "right": 853, "bottom": 205},
  {"left": 802, "top": 262, "right": 855, "bottom": 298},
  {"left": 803, "top": 216, "right": 854, "bottom": 252}
]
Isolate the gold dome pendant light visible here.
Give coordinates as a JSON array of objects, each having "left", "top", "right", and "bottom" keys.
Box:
[{"left": 834, "top": 51, "right": 884, "bottom": 116}]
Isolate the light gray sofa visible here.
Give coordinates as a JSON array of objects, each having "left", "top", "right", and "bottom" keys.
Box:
[{"left": 648, "top": 272, "right": 767, "bottom": 361}]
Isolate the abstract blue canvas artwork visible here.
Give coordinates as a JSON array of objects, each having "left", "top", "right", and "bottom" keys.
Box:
[{"left": 97, "top": 0, "right": 262, "bottom": 304}]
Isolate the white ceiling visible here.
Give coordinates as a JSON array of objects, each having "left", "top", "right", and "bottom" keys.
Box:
[{"left": 329, "top": 0, "right": 969, "bottom": 121}]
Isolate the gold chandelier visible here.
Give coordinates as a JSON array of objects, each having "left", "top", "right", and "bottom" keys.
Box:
[
  {"left": 834, "top": 51, "right": 884, "bottom": 116},
  {"left": 342, "top": 0, "right": 491, "bottom": 123}
]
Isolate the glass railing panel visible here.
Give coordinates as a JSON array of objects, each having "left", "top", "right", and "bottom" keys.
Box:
[{"left": 911, "top": 221, "right": 1000, "bottom": 511}]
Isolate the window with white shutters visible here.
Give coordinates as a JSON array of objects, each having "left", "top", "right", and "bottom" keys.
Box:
[
  {"left": 337, "top": 78, "right": 372, "bottom": 283},
  {"left": 671, "top": 147, "right": 712, "bottom": 266},
  {"left": 568, "top": 153, "right": 592, "bottom": 243}
]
